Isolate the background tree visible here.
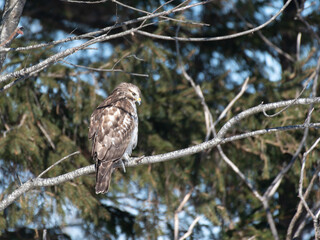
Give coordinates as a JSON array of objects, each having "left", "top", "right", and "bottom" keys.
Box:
[{"left": 0, "top": 0, "right": 320, "bottom": 239}]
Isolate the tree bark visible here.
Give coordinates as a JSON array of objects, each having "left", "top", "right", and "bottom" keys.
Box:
[{"left": 0, "top": 0, "right": 26, "bottom": 69}]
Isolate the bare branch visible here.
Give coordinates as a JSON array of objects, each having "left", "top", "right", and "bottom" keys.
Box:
[
  {"left": 136, "top": 0, "right": 293, "bottom": 42},
  {"left": 263, "top": 107, "right": 314, "bottom": 200},
  {"left": 232, "top": 5, "right": 294, "bottom": 62},
  {"left": 262, "top": 200, "right": 279, "bottom": 240},
  {"left": 298, "top": 137, "right": 320, "bottom": 219},
  {"left": 216, "top": 98, "right": 320, "bottom": 139},
  {"left": 1, "top": 121, "right": 320, "bottom": 212},
  {"left": 263, "top": 55, "right": 320, "bottom": 206},
  {"left": 0, "top": 164, "right": 95, "bottom": 211},
  {"left": 0, "top": 1, "right": 211, "bottom": 91},
  {"left": 2, "top": 113, "right": 27, "bottom": 137},
  {"left": 112, "top": 0, "right": 208, "bottom": 27},
  {"left": 0, "top": 0, "right": 211, "bottom": 54},
  {"left": 1, "top": 97, "right": 320, "bottom": 211},
  {"left": 176, "top": 190, "right": 193, "bottom": 213},
  {"left": 217, "top": 146, "right": 263, "bottom": 200},
  {"left": 294, "top": 202, "right": 320, "bottom": 239},
  {"left": 286, "top": 166, "right": 320, "bottom": 240},
  {"left": 0, "top": 58, "right": 52, "bottom": 92},
  {"left": 175, "top": 23, "right": 279, "bottom": 237},
  {"left": 209, "top": 75, "right": 277, "bottom": 238}
]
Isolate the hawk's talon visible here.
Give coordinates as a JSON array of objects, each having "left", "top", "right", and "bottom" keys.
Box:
[{"left": 120, "top": 159, "right": 126, "bottom": 173}]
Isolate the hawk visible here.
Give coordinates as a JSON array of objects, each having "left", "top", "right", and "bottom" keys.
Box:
[{"left": 89, "top": 82, "right": 141, "bottom": 194}]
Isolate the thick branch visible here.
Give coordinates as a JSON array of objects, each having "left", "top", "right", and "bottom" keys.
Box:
[{"left": 0, "top": 165, "right": 95, "bottom": 211}]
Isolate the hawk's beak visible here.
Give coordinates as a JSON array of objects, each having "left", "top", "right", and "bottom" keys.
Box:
[{"left": 136, "top": 97, "right": 141, "bottom": 105}]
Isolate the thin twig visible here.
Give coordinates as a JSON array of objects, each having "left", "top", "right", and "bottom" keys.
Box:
[
  {"left": 219, "top": 122, "right": 320, "bottom": 145},
  {"left": 61, "top": 59, "right": 149, "bottom": 77},
  {"left": 37, "top": 151, "right": 81, "bottom": 178},
  {"left": 138, "top": 0, "right": 176, "bottom": 29},
  {"left": 179, "top": 216, "right": 201, "bottom": 240},
  {"left": 174, "top": 189, "right": 193, "bottom": 240},
  {"left": 0, "top": 26, "right": 23, "bottom": 47},
  {"left": 2, "top": 113, "right": 27, "bottom": 137},
  {"left": 112, "top": 0, "right": 208, "bottom": 27},
  {"left": 263, "top": 69, "right": 316, "bottom": 118},
  {"left": 175, "top": 24, "right": 214, "bottom": 141},
  {"left": 37, "top": 121, "right": 56, "bottom": 150},
  {"left": 213, "top": 77, "right": 249, "bottom": 126},
  {"left": 296, "top": 32, "right": 302, "bottom": 61},
  {"left": 258, "top": 55, "right": 319, "bottom": 120},
  {"left": 262, "top": 200, "right": 279, "bottom": 240}
]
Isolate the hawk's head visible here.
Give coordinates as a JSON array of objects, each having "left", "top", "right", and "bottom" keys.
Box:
[{"left": 113, "top": 82, "right": 142, "bottom": 105}]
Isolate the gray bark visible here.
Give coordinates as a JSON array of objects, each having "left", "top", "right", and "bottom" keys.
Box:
[{"left": 0, "top": 0, "right": 26, "bottom": 69}]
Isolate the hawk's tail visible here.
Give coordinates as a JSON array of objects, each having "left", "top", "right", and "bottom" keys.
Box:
[{"left": 95, "top": 160, "right": 115, "bottom": 194}]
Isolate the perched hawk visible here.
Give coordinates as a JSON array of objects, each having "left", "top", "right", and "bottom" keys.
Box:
[{"left": 89, "top": 83, "right": 141, "bottom": 194}]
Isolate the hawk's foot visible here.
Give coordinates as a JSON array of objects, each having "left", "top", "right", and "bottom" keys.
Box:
[{"left": 120, "top": 155, "right": 145, "bottom": 171}]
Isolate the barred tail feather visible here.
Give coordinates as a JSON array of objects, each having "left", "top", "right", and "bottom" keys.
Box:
[{"left": 95, "top": 160, "right": 115, "bottom": 194}]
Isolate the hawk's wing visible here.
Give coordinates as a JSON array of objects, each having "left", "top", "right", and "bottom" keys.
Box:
[{"left": 89, "top": 98, "right": 136, "bottom": 162}]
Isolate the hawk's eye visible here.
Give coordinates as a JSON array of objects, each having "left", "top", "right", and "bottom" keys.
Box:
[{"left": 132, "top": 92, "right": 137, "bottom": 96}]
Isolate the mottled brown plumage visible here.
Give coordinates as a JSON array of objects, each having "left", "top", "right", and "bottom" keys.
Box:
[{"left": 89, "top": 83, "right": 141, "bottom": 194}]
